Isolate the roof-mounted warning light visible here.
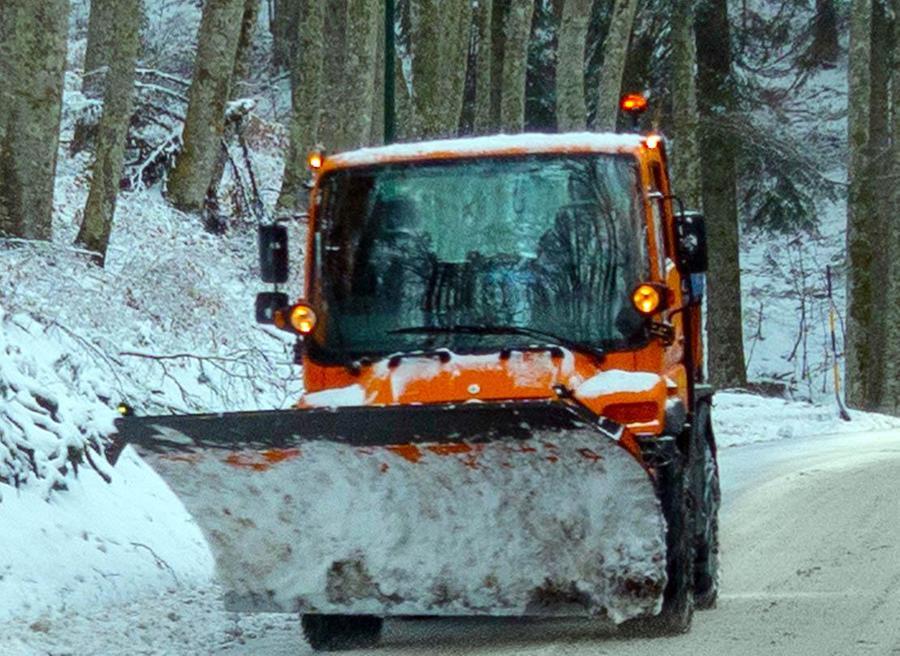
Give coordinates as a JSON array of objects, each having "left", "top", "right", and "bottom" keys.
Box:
[{"left": 619, "top": 93, "right": 648, "bottom": 131}]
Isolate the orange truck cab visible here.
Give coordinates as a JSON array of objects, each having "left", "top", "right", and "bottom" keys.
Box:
[{"left": 264, "top": 131, "right": 709, "bottom": 456}]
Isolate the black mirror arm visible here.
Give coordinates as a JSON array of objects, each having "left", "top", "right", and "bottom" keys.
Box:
[
  {"left": 646, "top": 191, "right": 695, "bottom": 296},
  {"left": 650, "top": 191, "right": 702, "bottom": 417}
]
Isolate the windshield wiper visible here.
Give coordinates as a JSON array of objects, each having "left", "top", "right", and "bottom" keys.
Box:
[{"left": 387, "top": 324, "right": 606, "bottom": 363}]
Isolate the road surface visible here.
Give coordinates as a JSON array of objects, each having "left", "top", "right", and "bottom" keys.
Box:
[{"left": 6, "top": 427, "right": 900, "bottom": 655}]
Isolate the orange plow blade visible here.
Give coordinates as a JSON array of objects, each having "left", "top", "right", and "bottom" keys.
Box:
[{"left": 109, "top": 401, "right": 667, "bottom": 622}]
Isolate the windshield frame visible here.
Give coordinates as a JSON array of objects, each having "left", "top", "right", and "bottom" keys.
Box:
[{"left": 305, "top": 151, "right": 652, "bottom": 365}]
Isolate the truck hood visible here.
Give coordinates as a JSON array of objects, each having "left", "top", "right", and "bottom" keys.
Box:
[{"left": 300, "top": 349, "right": 669, "bottom": 428}]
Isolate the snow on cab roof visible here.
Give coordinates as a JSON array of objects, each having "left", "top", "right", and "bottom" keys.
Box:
[{"left": 327, "top": 132, "right": 646, "bottom": 169}]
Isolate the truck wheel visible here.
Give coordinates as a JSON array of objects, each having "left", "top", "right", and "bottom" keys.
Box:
[
  {"left": 301, "top": 614, "right": 383, "bottom": 652},
  {"left": 620, "top": 443, "right": 694, "bottom": 636},
  {"left": 691, "top": 403, "right": 720, "bottom": 610}
]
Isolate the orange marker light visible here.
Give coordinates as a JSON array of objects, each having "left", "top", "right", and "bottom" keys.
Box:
[
  {"left": 644, "top": 134, "right": 662, "bottom": 149},
  {"left": 307, "top": 151, "right": 323, "bottom": 170},
  {"left": 632, "top": 284, "right": 662, "bottom": 315},
  {"left": 619, "top": 93, "right": 648, "bottom": 114},
  {"left": 289, "top": 304, "right": 317, "bottom": 335}
]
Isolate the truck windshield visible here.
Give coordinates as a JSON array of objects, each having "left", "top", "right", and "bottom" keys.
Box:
[{"left": 309, "top": 153, "right": 648, "bottom": 362}]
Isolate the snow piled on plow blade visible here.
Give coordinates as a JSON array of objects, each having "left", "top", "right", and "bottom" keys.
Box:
[{"left": 133, "top": 427, "right": 666, "bottom": 623}]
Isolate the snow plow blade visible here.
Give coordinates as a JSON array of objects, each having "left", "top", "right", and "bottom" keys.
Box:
[{"left": 109, "top": 401, "right": 667, "bottom": 623}]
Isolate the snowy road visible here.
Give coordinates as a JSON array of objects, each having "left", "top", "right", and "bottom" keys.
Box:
[{"left": 5, "top": 426, "right": 900, "bottom": 655}]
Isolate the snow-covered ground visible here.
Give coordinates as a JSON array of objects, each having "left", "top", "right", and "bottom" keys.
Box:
[
  {"left": 711, "top": 391, "right": 899, "bottom": 448},
  {"left": 0, "top": 448, "right": 211, "bottom": 625}
]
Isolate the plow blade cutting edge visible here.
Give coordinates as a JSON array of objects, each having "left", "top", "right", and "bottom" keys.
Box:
[{"left": 109, "top": 401, "right": 667, "bottom": 623}]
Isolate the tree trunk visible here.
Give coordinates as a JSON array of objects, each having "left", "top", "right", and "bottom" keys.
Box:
[
  {"left": 591, "top": 0, "right": 638, "bottom": 131},
  {"left": 865, "top": 0, "right": 893, "bottom": 409},
  {"left": 445, "top": 1, "right": 474, "bottom": 135},
  {"left": 166, "top": 0, "right": 245, "bottom": 214},
  {"left": 805, "top": 0, "right": 840, "bottom": 69},
  {"left": 205, "top": 0, "right": 261, "bottom": 211},
  {"left": 317, "top": 0, "right": 348, "bottom": 149},
  {"left": 0, "top": 0, "right": 69, "bottom": 240},
  {"left": 490, "top": 0, "right": 510, "bottom": 127},
  {"left": 885, "top": 0, "right": 900, "bottom": 414},
  {"left": 499, "top": 0, "right": 534, "bottom": 132},
  {"left": 845, "top": 0, "right": 873, "bottom": 409},
  {"left": 670, "top": 0, "right": 701, "bottom": 209},
  {"left": 555, "top": 0, "right": 591, "bottom": 131},
  {"left": 335, "top": 0, "right": 379, "bottom": 150},
  {"left": 409, "top": 0, "right": 444, "bottom": 137},
  {"left": 370, "top": 6, "right": 385, "bottom": 146},
  {"left": 695, "top": 0, "right": 747, "bottom": 389},
  {"left": 271, "top": 0, "right": 301, "bottom": 69},
  {"left": 75, "top": 0, "right": 141, "bottom": 265},
  {"left": 277, "top": 0, "right": 324, "bottom": 214},
  {"left": 394, "top": 35, "right": 415, "bottom": 141},
  {"left": 231, "top": 0, "right": 260, "bottom": 98},
  {"left": 410, "top": 0, "right": 472, "bottom": 138},
  {"left": 82, "top": 0, "right": 117, "bottom": 98},
  {"left": 473, "top": 0, "right": 494, "bottom": 133}
]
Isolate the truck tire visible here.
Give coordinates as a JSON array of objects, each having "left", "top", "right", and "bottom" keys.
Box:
[
  {"left": 620, "top": 443, "right": 694, "bottom": 636},
  {"left": 691, "top": 402, "right": 720, "bottom": 610},
  {"left": 301, "top": 614, "right": 383, "bottom": 651}
]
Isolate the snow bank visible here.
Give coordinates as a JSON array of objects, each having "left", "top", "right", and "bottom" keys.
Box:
[
  {"left": 0, "top": 310, "right": 117, "bottom": 497},
  {"left": 0, "top": 447, "right": 213, "bottom": 625},
  {"left": 0, "top": 72, "right": 295, "bottom": 628},
  {"left": 712, "top": 391, "right": 900, "bottom": 449}
]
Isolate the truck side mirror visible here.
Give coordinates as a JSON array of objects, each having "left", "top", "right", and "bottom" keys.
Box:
[
  {"left": 255, "top": 291, "right": 289, "bottom": 324},
  {"left": 675, "top": 211, "right": 708, "bottom": 274},
  {"left": 259, "top": 224, "right": 289, "bottom": 283}
]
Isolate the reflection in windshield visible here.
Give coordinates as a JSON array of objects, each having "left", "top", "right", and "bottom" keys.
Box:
[{"left": 311, "top": 154, "right": 648, "bottom": 361}]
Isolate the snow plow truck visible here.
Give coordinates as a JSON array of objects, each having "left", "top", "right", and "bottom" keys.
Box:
[{"left": 109, "top": 97, "right": 720, "bottom": 651}]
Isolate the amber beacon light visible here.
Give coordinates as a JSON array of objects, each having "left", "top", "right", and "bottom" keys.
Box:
[
  {"left": 289, "top": 304, "right": 317, "bottom": 335},
  {"left": 632, "top": 283, "right": 665, "bottom": 316},
  {"left": 273, "top": 302, "right": 318, "bottom": 335},
  {"left": 619, "top": 93, "right": 648, "bottom": 115}
]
